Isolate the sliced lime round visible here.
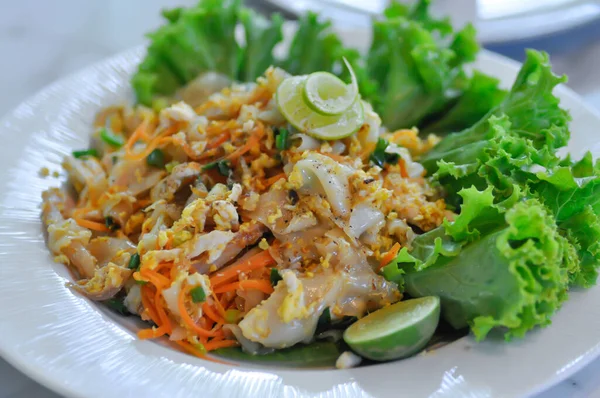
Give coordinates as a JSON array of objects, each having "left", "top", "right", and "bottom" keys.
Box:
[
  {"left": 276, "top": 76, "right": 364, "bottom": 141},
  {"left": 343, "top": 296, "right": 440, "bottom": 361},
  {"left": 303, "top": 59, "right": 358, "bottom": 116}
]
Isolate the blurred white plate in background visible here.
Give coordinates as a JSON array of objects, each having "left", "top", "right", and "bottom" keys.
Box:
[{"left": 265, "top": 0, "right": 600, "bottom": 43}]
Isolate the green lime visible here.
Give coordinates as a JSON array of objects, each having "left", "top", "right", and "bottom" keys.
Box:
[
  {"left": 302, "top": 59, "right": 358, "bottom": 116},
  {"left": 343, "top": 296, "right": 440, "bottom": 361},
  {"left": 276, "top": 76, "right": 364, "bottom": 141}
]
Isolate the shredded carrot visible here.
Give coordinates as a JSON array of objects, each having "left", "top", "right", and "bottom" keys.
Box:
[
  {"left": 398, "top": 158, "right": 409, "bottom": 178},
  {"left": 226, "top": 124, "right": 264, "bottom": 161},
  {"left": 154, "top": 288, "right": 172, "bottom": 334},
  {"left": 139, "top": 268, "right": 170, "bottom": 290},
  {"left": 204, "top": 339, "right": 239, "bottom": 351},
  {"left": 264, "top": 173, "right": 286, "bottom": 187},
  {"left": 379, "top": 242, "right": 401, "bottom": 269},
  {"left": 213, "top": 279, "right": 274, "bottom": 295},
  {"left": 124, "top": 118, "right": 150, "bottom": 154},
  {"left": 178, "top": 285, "right": 221, "bottom": 337},
  {"left": 211, "top": 291, "right": 227, "bottom": 317},
  {"left": 206, "top": 132, "right": 230, "bottom": 149},
  {"left": 135, "top": 198, "right": 153, "bottom": 209},
  {"left": 203, "top": 303, "right": 226, "bottom": 324},
  {"left": 174, "top": 341, "right": 233, "bottom": 364},
  {"left": 210, "top": 250, "right": 276, "bottom": 287},
  {"left": 140, "top": 284, "right": 161, "bottom": 325},
  {"left": 74, "top": 218, "right": 109, "bottom": 232}
]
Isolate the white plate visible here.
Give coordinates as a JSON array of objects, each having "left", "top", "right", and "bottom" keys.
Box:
[
  {"left": 1, "top": 29, "right": 600, "bottom": 398},
  {"left": 264, "top": 0, "right": 600, "bottom": 44}
]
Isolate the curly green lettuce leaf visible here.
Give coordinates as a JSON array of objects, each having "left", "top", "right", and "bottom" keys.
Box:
[
  {"left": 281, "top": 12, "right": 341, "bottom": 76},
  {"left": 239, "top": 9, "right": 284, "bottom": 82},
  {"left": 421, "top": 50, "right": 570, "bottom": 173},
  {"left": 364, "top": 0, "right": 478, "bottom": 130},
  {"left": 421, "top": 71, "right": 507, "bottom": 134},
  {"left": 132, "top": 0, "right": 286, "bottom": 105},
  {"left": 385, "top": 188, "right": 572, "bottom": 340}
]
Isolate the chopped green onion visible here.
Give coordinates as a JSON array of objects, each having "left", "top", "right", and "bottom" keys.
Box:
[
  {"left": 165, "top": 160, "right": 180, "bottom": 173},
  {"left": 103, "top": 298, "right": 129, "bottom": 315},
  {"left": 369, "top": 138, "right": 399, "bottom": 168},
  {"left": 190, "top": 286, "right": 206, "bottom": 303},
  {"left": 135, "top": 279, "right": 148, "bottom": 285},
  {"left": 152, "top": 97, "right": 169, "bottom": 112},
  {"left": 99, "top": 127, "right": 125, "bottom": 148},
  {"left": 202, "top": 160, "right": 231, "bottom": 176},
  {"left": 275, "top": 128, "right": 290, "bottom": 150},
  {"left": 146, "top": 149, "right": 165, "bottom": 168},
  {"left": 128, "top": 253, "right": 140, "bottom": 270},
  {"left": 270, "top": 268, "right": 283, "bottom": 287},
  {"left": 72, "top": 149, "right": 98, "bottom": 158},
  {"left": 317, "top": 307, "right": 331, "bottom": 329},
  {"left": 105, "top": 216, "right": 120, "bottom": 231},
  {"left": 225, "top": 309, "right": 241, "bottom": 324},
  {"left": 193, "top": 342, "right": 207, "bottom": 355}
]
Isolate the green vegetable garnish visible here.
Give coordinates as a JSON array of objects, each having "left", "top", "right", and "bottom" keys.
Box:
[
  {"left": 224, "top": 309, "right": 241, "bottom": 324},
  {"left": 72, "top": 149, "right": 98, "bottom": 158},
  {"left": 103, "top": 298, "right": 129, "bottom": 316},
  {"left": 128, "top": 253, "right": 140, "bottom": 270},
  {"left": 275, "top": 128, "right": 290, "bottom": 151},
  {"left": 316, "top": 307, "right": 331, "bottom": 330},
  {"left": 190, "top": 286, "right": 206, "bottom": 303},
  {"left": 99, "top": 127, "right": 125, "bottom": 148},
  {"left": 146, "top": 149, "right": 165, "bottom": 168},
  {"left": 369, "top": 138, "right": 399, "bottom": 168},
  {"left": 270, "top": 268, "right": 282, "bottom": 287},
  {"left": 202, "top": 160, "right": 231, "bottom": 176},
  {"left": 104, "top": 216, "right": 120, "bottom": 231}
]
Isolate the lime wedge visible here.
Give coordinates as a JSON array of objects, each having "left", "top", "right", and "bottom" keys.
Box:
[
  {"left": 303, "top": 59, "right": 359, "bottom": 116},
  {"left": 343, "top": 296, "right": 440, "bottom": 361},
  {"left": 276, "top": 76, "right": 364, "bottom": 141}
]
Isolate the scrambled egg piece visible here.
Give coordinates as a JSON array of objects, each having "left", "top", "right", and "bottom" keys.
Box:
[{"left": 277, "top": 271, "right": 311, "bottom": 323}]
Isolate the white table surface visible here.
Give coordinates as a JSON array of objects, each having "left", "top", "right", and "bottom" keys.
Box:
[{"left": 1, "top": 1, "right": 600, "bottom": 397}]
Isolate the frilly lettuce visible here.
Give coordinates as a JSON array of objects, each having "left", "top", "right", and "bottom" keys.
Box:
[
  {"left": 421, "top": 50, "right": 570, "bottom": 173},
  {"left": 390, "top": 48, "right": 600, "bottom": 341},
  {"left": 132, "top": 0, "right": 283, "bottom": 105},
  {"left": 384, "top": 187, "right": 572, "bottom": 340}
]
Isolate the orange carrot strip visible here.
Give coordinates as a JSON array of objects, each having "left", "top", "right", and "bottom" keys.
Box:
[
  {"left": 264, "top": 173, "right": 286, "bottom": 187},
  {"left": 204, "top": 339, "right": 239, "bottom": 351},
  {"left": 210, "top": 250, "right": 276, "bottom": 287},
  {"left": 398, "top": 158, "right": 409, "bottom": 178},
  {"left": 206, "top": 132, "right": 230, "bottom": 149},
  {"left": 213, "top": 279, "right": 274, "bottom": 295},
  {"left": 154, "top": 288, "right": 172, "bottom": 334},
  {"left": 137, "top": 324, "right": 169, "bottom": 340},
  {"left": 178, "top": 286, "right": 221, "bottom": 338},
  {"left": 125, "top": 118, "right": 150, "bottom": 154},
  {"left": 202, "top": 303, "right": 226, "bottom": 324},
  {"left": 211, "top": 291, "right": 226, "bottom": 316},
  {"left": 379, "top": 242, "right": 401, "bottom": 269},
  {"left": 74, "top": 218, "right": 109, "bottom": 232},
  {"left": 140, "top": 284, "right": 161, "bottom": 325}
]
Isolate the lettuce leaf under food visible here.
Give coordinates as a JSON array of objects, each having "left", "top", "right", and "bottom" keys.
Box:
[
  {"left": 421, "top": 50, "right": 570, "bottom": 173},
  {"left": 384, "top": 187, "right": 572, "bottom": 340}
]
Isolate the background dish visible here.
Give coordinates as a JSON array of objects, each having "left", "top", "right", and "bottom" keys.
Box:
[{"left": 1, "top": 29, "right": 600, "bottom": 397}]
